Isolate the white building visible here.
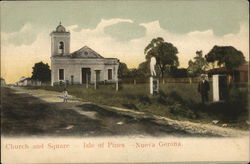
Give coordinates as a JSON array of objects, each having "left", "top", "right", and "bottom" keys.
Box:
[
  {"left": 50, "top": 23, "right": 119, "bottom": 86},
  {"left": 17, "top": 77, "right": 41, "bottom": 86}
]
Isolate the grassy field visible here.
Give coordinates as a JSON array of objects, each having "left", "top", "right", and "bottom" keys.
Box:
[{"left": 27, "top": 82, "right": 248, "bottom": 129}]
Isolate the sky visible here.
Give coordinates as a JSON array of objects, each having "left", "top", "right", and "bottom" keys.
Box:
[{"left": 1, "top": 0, "right": 249, "bottom": 84}]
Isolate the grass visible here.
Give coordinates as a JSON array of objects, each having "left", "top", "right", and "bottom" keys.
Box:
[{"left": 26, "top": 82, "right": 249, "bottom": 129}]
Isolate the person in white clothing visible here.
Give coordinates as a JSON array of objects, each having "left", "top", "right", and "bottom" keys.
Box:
[{"left": 63, "top": 88, "right": 68, "bottom": 103}]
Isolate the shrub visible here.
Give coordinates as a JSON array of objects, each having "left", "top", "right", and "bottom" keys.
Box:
[{"left": 169, "top": 103, "right": 197, "bottom": 119}]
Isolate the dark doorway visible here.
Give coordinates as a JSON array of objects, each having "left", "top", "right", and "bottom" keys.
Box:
[
  {"left": 59, "top": 69, "right": 64, "bottom": 80},
  {"left": 82, "top": 68, "right": 91, "bottom": 84},
  {"left": 108, "top": 69, "right": 112, "bottom": 80},
  {"left": 219, "top": 75, "right": 228, "bottom": 100}
]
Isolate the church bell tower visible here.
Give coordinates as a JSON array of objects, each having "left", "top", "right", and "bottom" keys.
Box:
[{"left": 50, "top": 22, "right": 70, "bottom": 56}]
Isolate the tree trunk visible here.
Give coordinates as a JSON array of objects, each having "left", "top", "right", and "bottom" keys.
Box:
[{"left": 161, "top": 69, "right": 164, "bottom": 84}]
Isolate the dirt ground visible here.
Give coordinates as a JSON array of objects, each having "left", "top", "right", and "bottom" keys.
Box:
[{"left": 1, "top": 87, "right": 248, "bottom": 137}]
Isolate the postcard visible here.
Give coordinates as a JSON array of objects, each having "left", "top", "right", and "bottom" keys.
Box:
[{"left": 1, "top": 0, "right": 249, "bottom": 163}]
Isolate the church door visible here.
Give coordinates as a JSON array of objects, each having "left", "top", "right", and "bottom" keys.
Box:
[{"left": 82, "top": 68, "right": 91, "bottom": 84}]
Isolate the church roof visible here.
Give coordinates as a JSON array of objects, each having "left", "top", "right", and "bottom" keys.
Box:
[
  {"left": 56, "top": 22, "right": 66, "bottom": 32},
  {"left": 70, "top": 46, "right": 104, "bottom": 59}
]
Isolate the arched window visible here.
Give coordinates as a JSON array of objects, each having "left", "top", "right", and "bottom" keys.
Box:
[{"left": 58, "top": 41, "right": 64, "bottom": 54}]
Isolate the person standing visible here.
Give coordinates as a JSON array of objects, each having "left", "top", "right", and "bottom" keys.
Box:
[
  {"left": 198, "top": 75, "right": 210, "bottom": 103},
  {"left": 63, "top": 88, "right": 68, "bottom": 103}
]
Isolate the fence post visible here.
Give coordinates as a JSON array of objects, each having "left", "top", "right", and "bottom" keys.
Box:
[
  {"left": 94, "top": 78, "right": 97, "bottom": 90},
  {"left": 116, "top": 79, "right": 119, "bottom": 91},
  {"left": 86, "top": 73, "right": 88, "bottom": 89}
]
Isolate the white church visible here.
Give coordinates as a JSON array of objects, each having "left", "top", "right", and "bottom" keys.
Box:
[{"left": 50, "top": 23, "right": 119, "bottom": 86}]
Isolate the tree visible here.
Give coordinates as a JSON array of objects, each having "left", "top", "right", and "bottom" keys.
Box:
[
  {"left": 187, "top": 50, "right": 208, "bottom": 77},
  {"left": 118, "top": 62, "right": 130, "bottom": 78},
  {"left": 127, "top": 68, "right": 140, "bottom": 78},
  {"left": 144, "top": 37, "right": 179, "bottom": 78},
  {"left": 169, "top": 67, "right": 188, "bottom": 78},
  {"left": 137, "top": 61, "right": 150, "bottom": 77},
  {"left": 31, "top": 62, "right": 51, "bottom": 83},
  {"left": 205, "top": 46, "right": 245, "bottom": 70}
]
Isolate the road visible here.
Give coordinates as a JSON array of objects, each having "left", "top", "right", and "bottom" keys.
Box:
[{"left": 1, "top": 87, "right": 244, "bottom": 137}]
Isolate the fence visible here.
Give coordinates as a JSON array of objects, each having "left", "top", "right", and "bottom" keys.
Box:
[{"left": 120, "top": 77, "right": 203, "bottom": 84}]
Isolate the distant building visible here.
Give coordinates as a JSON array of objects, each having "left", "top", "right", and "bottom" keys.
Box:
[
  {"left": 50, "top": 23, "right": 119, "bottom": 86},
  {"left": 206, "top": 63, "right": 249, "bottom": 83},
  {"left": 17, "top": 77, "right": 41, "bottom": 86},
  {"left": 0, "top": 77, "right": 6, "bottom": 86}
]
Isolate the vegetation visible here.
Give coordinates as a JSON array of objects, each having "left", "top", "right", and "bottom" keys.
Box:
[
  {"left": 205, "top": 46, "right": 245, "bottom": 70},
  {"left": 144, "top": 37, "right": 179, "bottom": 78},
  {"left": 31, "top": 61, "right": 51, "bottom": 83},
  {"left": 118, "top": 62, "right": 149, "bottom": 78},
  {"left": 27, "top": 83, "right": 249, "bottom": 129},
  {"left": 187, "top": 50, "right": 208, "bottom": 77},
  {"left": 118, "top": 62, "right": 130, "bottom": 78},
  {"left": 168, "top": 68, "right": 188, "bottom": 78}
]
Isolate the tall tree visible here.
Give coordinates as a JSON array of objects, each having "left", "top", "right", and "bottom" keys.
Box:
[
  {"left": 187, "top": 50, "right": 208, "bottom": 77},
  {"left": 144, "top": 37, "right": 179, "bottom": 78},
  {"left": 31, "top": 62, "right": 51, "bottom": 83},
  {"left": 205, "top": 46, "right": 245, "bottom": 70}
]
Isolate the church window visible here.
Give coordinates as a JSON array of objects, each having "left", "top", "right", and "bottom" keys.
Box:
[
  {"left": 59, "top": 41, "right": 64, "bottom": 54},
  {"left": 59, "top": 69, "right": 64, "bottom": 80},
  {"left": 108, "top": 69, "right": 112, "bottom": 80}
]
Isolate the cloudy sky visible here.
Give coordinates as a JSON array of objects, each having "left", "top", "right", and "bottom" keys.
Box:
[{"left": 1, "top": 0, "right": 249, "bottom": 83}]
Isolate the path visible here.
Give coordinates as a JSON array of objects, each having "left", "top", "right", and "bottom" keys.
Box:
[{"left": 2, "top": 87, "right": 248, "bottom": 137}]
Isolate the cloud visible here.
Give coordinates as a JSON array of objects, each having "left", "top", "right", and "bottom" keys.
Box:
[
  {"left": 1, "top": 27, "right": 51, "bottom": 83},
  {"left": 1, "top": 19, "right": 249, "bottom": 84},
  {"left": 68, "top": 20, "right": 249, "bottom": 73},
  {"left": 104, "top": 22, "right": 146, "bottom": 42},
  {"left": 96, "top": 19, "right": 133, "bottom": 31},
  {"left": 2, "top": 23, "right": 39, "bottom": 46},
  {"left": 139, "top": 21, "right": 249, "bottom": 67}
]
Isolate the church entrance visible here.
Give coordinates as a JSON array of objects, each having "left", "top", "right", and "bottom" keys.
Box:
[{"left": 81, "top": 68, "right": 91, "bottom": 84}]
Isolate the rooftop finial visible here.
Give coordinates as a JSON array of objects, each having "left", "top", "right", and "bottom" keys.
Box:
[{"left": 59, "top": 21, "right": 61, "bottom": 25}]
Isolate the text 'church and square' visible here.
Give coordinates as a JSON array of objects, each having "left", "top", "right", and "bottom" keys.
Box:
[{"left": 50, "top": 23, "right": 119, "bottom": 86}]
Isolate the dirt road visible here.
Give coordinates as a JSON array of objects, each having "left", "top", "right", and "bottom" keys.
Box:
[{"left": 1, "top": 87, "right": 247, "bottom": 137}]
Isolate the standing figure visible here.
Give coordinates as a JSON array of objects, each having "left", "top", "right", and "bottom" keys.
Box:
[
  {"left": 150, "top": 56, "right": 157, "bottom": 77},
  {"left": 63, "top": 88, "right": 68, "bottom": 103},
  {"left": 198, "top": 74, "right": 210, "bottom": 103}
]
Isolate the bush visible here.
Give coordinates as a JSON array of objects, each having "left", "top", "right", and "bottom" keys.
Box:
[
  {"left": 169, "top": 103, "right": 197, "bottom": 119},
  {"left": 26, "top": 83, "right": 248, "bottom": 129}
]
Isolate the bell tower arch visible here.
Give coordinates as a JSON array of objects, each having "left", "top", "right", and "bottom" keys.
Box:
[{"left": 50, "top": 22, "right": 70, "bottom": 56}]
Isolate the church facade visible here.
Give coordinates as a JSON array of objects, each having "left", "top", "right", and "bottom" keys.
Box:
[{"left": 50, "top": 23, "right": 119, "bottom": 86}]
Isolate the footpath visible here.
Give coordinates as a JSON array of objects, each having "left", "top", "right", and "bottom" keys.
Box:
[{"left": 11, "top": 87, "right": 248, "bottom": 137}]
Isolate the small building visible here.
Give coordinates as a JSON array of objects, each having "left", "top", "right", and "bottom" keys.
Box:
[
  {"left": 206, "top": 63, "right": 249, "bottom": 83},
  {"left": 17, "top": 77, "right": 41, "bottom": 86},
  {"left": 0, "top": 77, "right": 6, "bottom": 86},
  {"left": 50, "top": 23, "right": 119, "bottom": 86}
]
